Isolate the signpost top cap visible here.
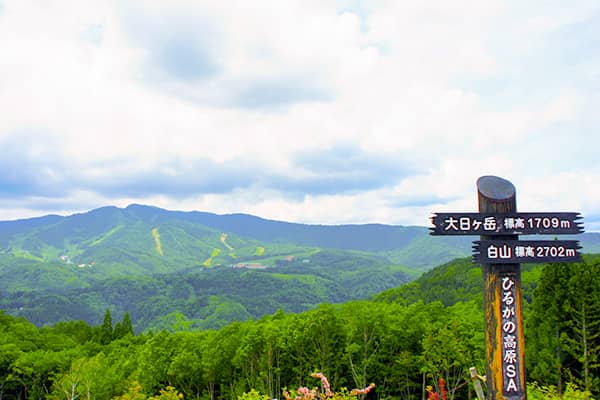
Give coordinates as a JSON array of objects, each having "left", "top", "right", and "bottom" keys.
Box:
[{"left": 477, "top": 175, "right": 515, "bottom": 201}]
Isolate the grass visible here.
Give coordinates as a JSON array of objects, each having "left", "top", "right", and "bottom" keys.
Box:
[
  {"left": 12, "top": 248, "right": 44, "bottom": 261},
  {"left": 203, "top": 248, "right": 222, "bottom": 267},
  {"left": 88, "top": 225, "right": 124, "bottom": 246},
  {"left": 220, "top": 233, "right": 234, "bottom": 250},
  {"left": 151, "top": 228, "right": 163, "bottom": 256}
]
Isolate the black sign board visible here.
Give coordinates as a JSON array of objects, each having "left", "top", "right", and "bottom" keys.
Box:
[
  {"left": 430, "top": 212, "right": 583, "bottom": 236},
  {"left": 473, "top": 240, "right": 582, "bottom": 264}
]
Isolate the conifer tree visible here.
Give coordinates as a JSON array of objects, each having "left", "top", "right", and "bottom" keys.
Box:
[
  {"left": 121, "top": 312, "right": 134, "bottom": 337},
  {"left": 99, "top": 308, "right": 114, "bottom": 344}
]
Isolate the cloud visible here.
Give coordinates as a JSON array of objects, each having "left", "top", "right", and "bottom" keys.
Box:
[
  {"left": 0, "top": 136, "right": 416, "bottom": 211},
  {"left": 0, "top": 1, "right": 599, "bottom": 229},
  {"left": 122, "top": 6, "right": 222, "bottom": 83},
  {"left": 116, "top": 1, "right": 337, "bottom": 109},
  {"left": 233, "top": 77, "right": 332, "bottom": 109},
  {"left": 280, "top": 144, "right": 417, "bottom": 195},
  {"left": 0, "top": 132, "right": 68, "bottom": 197},
  {"left": 88, "top": 157, "right": 260, "bottom": 198}
]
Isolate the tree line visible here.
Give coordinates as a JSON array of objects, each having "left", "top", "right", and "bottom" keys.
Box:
[{"left": 1, "top": 260, "right": 599, "bottom": 399}]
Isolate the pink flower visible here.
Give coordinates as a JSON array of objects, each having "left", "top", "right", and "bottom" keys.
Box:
[
  {"left": 311, "top": 372, "right": 333, "bottom": 396},
  {"left": 351, "top": 383, "right": 376, "bottom": 395},
  {"left": 298, "top": 387, "right": 309, "bottom": 395}
]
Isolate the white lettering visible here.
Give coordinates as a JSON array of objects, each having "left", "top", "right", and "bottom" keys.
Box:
[
  {"left": 525, "top": 246, "right": 535, "bottom": 257},
  {"left": 502, "top": 292, "right": 515, "bottom": 306},
  {"left": 488, "top": 245, "right": 498, "bottom": 259},
  {"left": 506, "top": 364, "right": 517, "bottom": 378},
  {"left": 502, "top": 306, "right": 515, "bottom": 318},
  {"left": 503, "top": 321, "right": 516, "bottom": 334},
  {"left": 506, "top": 378, "right": 518, "bottom": 392},
  {"left": 504, "top": 334, "right": 517, "bottom": 349},
  {"left": 515, "top": 246, "right": 525, "bottom": 257},
  {"left": 498, "top": 245, "right": 512, "bottom": 259},
  {"left": 504, "top": 349, "right": 518, "bottom": 364},
  {"left": 459, "top": 217, "right": 470, "bottom": 230},
  {"left": 514, "top": 218, "right": 525, "bottom": 229},
  {"left": 483, "top": 217, "right": 497, "bottom": 231},
  {"left": 501, "top": 277, "right": 515, "bottom": 291},
  {"left": 444, "top": 217, "right": 459, "bottom": 231}
]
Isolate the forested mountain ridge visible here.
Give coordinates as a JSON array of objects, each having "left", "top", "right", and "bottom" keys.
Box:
[
  {"left": 0, "top": 204, "right": 473, "bottom": 276},
  {"left": 2, "top": 204, "right": 599, "bottom": 333},
  {"left": 3, "top": 204, "right": 600, "bottom": 274},
  {"left": 0, "top": 205, "right": 422, "bottom": 330},
  {"left": 374, "top": 253, "right": 600, "bottom": 307}
]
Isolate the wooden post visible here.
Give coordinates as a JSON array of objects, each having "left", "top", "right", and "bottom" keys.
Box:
[{"left": 477, "top": 176, "right": 527, "bottom": 399}]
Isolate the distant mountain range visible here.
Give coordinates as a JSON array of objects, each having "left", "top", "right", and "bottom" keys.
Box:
[{"left": 1, "top": 204, "right": 598, "bottom": 331}]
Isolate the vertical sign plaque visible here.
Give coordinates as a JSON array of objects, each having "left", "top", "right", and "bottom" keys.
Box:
[{"left": 500, "top": 273, "right": 522, "bottom": 395}]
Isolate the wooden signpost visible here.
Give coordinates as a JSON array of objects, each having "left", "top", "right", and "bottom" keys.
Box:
[{"left": 430, "top": 176, "right": 584, "bottom": 400}]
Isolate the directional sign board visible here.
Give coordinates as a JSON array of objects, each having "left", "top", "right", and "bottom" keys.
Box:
[
  {"left": 431, "top": 176, "right": 585, "bottom": 400},
  {"left": 430, "top": 212, "right": 583, "bottom": 236},
  {"left": 473, "top": 240, "right": 582, "bottom": 264}
]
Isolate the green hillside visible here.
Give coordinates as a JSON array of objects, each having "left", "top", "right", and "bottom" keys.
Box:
[
  {"left": 373, "top": 253, "right": 600, "bottom": 307},
  {"left": 0, "top": 206, "right": 322, "bottom": 292},
  {"left": 0, "top": 248, "right": 416, "bottom": 331},
  {"left": 1, "top": 204, "right": 599, "bottom": 333}
]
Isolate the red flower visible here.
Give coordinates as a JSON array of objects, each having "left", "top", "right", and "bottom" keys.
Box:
[{"left": 439, "top": 378, "right": 447, "bottom": 400}]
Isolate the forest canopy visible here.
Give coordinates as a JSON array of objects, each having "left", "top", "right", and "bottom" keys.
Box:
[{"left": 1, "top": 258, "right": 599, "bottom": 399}]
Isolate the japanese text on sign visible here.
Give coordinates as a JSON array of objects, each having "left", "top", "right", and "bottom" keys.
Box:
[
  {"left": 501, "top": 275, "right": 521, "bottom": 395},
  {"left": 473, "top": 240, "right": 582, "bottom": 264},
  {"left": 430, "top": 212, "right": 583, "bottom": 236}
]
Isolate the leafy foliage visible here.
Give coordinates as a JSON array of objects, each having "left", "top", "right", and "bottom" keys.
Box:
[
  {"left": 1, "top": 255, "right": 600, "bottom": 399},
  {"left": 527, "top": 260, "right": 600, "bottom": 394}
]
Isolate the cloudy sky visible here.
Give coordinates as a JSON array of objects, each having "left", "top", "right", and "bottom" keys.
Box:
[{"left": 1, "top": 1, "right": 599, "bottom": 230}]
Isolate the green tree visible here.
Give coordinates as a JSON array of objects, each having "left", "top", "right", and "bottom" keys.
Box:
[
  {"left": 527, "top": 262, "right": 572, "bottom": 391},
  {"left": 136, "top": 331, "right": 178, "bottom": 394},
  {"left": 561, "top": 263, "right": 600, "bottom": 393},
  {"left": 341, "top": 301, "right": 387, "bottom": 391},
  {"left": 96, "top": 309, "right": 114, "bottom": 345},
  {"left": 166, "top": 332, "right": 208, "bottom": 399},
  {"left": 420, "top": 301, "right": 483, "bottom": 400},
  {"left": 50, "top": 320, "right": 94, "bottom": 344},
  {"left": 528, "top": 261, "right": 600, "bottom": 396},
  {"left": 258, "top": 311, "right": 286, "bottom": 399},
  {"left": 50, "top": 353, "right": 123, "bottom": 400},
  {"left": 114, "top": 312, "right": 135, "bottom": 339}
]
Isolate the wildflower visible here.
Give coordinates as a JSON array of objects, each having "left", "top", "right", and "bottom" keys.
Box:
[
  {"left": 426, "top": 385, "right": 439, "bottom": 400},
  {"left": 310, "top": 372, "right": 333, "bottom": 397},
  {"left": 439, "top": 378, "right": 447, "bottom": 400},
  {"left": 350, "top": 383, "right": 376, "bottom": 395}
]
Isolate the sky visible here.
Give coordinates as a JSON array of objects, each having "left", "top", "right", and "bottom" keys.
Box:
[{"left": 1, "top": 0, "right": 599, "bottom": 230}]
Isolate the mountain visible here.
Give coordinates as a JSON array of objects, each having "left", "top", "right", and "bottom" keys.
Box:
[
  {"left": 1, "top": 204, "right": 599, "bottom": 331},
  {"left": 0, "top": 204, "right": 472, "bottom": 277}
]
